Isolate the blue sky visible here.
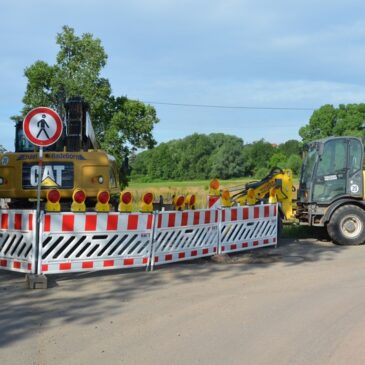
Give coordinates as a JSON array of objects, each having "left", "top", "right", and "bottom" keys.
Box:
[{"left": 1, "top": 0, "right": 365, "bottom": 151}]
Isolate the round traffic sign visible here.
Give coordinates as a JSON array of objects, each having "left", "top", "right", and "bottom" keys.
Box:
[{"left": 23, "top": 107, "right": 63, "bottom": 147}]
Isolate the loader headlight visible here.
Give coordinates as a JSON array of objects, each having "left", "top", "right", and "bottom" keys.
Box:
[
  {"left": 0, "top": 177, "right": 5, "bottom": 185},
  {"left": 98, "top": 175, "right": 104, "bottom": 184}
]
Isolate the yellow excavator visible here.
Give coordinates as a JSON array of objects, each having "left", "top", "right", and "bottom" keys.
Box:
[
  {"left": 218, "top": 136, "right": 365, "bottom": 246},
  {"left": 0, "top": 97, "right": 120, "bottom": 210}
]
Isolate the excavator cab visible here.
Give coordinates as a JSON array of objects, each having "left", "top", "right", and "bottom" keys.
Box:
[{"left": 297, "top": 136, "right": 364, "bottom": 226}]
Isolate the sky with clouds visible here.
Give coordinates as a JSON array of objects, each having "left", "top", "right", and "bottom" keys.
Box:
[{"left": 1, "top": 0, "right": 365, "bottom": 151}]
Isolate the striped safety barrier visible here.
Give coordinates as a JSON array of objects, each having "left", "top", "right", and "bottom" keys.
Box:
[
  {"left": 0, "top": 204, "right": 278, "bottom": 276},
  {"left": 219, "top": 205, "right": 277, "bottom": 254},
  {"left": 40, "top": 212, "right": 153, "bottom": 274},
  {"left": 0, "top": 210, "right": 36, "bottom": 273},
  {"left": 152, "top": 209, "right": 219, "bottom": 266}
]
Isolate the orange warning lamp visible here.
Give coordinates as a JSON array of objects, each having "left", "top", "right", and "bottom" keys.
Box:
[
  {"left": 209, "top": 178, "right": 220, "bottom": 196},
  {"left": 141, "top": 192, "right": 154, "bottom": 212},
  {"left": 71, "top": 188, "right": 86, "bottom": 212},
  {"left": 119, "top": 191, "right": 133, "bottom": 212},
  {"left": 185, "top": 194, "right": 196, "bottom": 210},
  {"left": 45, "top": 189, "right": 61, "bottom": 212},
  {"left": 173, "top": 195, "right": 185, "bottom": 211},
  {"left": 221, "top": 189, "right": 232, "bottom": 208},
  {"left": 95, "top": 190, "right": 110, "bottom": 212}
]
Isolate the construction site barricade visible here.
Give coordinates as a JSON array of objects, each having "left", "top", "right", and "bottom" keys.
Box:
[
  {"left": 151, "top": 209, "right": 219, "bottom": 266},
  {"left": 39, "top": 212, "right": 153, "bottom": 274},
  {"left": 0, "top": 210, "right": 36, "bottom": 273},
  {"left": 219, "top": 204, "right": 277, "bottom": 254}
]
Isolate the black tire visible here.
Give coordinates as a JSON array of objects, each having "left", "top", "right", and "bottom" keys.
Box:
[{"left": 327, "top": 205, "right": 365, "bottom": 245}]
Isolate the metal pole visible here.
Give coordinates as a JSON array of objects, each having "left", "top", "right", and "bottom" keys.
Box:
[
  {"left": 148, "top": 211, "right": 158, "bottom": 272},
  {"left": 34, "top": 146, "right": 43, "bottom": 275}
]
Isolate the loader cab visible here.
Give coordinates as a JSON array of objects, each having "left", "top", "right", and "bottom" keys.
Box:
[{"left": 298, "top": 137, "right": 364, "bottom": 204}]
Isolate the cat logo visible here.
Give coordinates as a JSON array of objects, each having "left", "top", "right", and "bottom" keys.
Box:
[{"left": 30, "top": 165, "right": 65, "bottom": 187}]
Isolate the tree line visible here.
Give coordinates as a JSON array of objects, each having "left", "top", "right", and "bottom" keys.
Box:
[{"left": 130, "top": 134, "right": 302, "bottom": 181}]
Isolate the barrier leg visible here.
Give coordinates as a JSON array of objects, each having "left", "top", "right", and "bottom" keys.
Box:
[{"left": 148, "top": 211, "right": 158, "bottom": 272}]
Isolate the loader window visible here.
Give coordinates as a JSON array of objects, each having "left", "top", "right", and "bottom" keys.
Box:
[{"left": 313, "top": 139, "right": 347, "bottom": 202}]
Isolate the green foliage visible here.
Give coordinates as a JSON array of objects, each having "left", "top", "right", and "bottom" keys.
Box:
[
  {"left": 299, "top": 103, "right": 365, "bottom": 143},
  {"left": 254, "top": 167, "right": 270, "bottom": 180},
  {"left": 286, "top": 154, "right": 302, "bottom": 175},
  {"left": 18, "top": 26, "right": 159, "bottom": 182}
]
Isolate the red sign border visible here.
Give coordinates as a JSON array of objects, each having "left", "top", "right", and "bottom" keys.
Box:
[{"left": 23, "top": 107, "right": 63, "bottom": 147}]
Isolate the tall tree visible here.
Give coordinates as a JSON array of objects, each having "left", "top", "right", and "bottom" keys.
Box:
[
  {"left": 18, "top": 26, "right": 159, "bottom": 172},
  {"left": 299, "top": 104, "right": 365, "bottom": 143}
]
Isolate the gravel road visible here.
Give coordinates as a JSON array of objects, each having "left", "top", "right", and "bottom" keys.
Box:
[{"left": 1, "top": 237, "right": 365, "bottom": 365}]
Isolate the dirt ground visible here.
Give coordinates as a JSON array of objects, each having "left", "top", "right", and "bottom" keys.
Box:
[{"left": 1, "top": 237, "right": 365, "bottom": 365}]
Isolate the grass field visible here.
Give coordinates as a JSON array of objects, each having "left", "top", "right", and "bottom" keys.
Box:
[{"left": 127, "top": 178, "right": 253, "bottom": 210}]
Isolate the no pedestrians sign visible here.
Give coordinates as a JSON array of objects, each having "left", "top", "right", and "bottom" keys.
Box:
[{"left": 23, "top": 107, "right": 63, "bottom": 147}]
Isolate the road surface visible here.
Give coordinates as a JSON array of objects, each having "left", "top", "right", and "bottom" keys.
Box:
[{"left": 1, "top": 237, "right": 365, "bottom": 365}]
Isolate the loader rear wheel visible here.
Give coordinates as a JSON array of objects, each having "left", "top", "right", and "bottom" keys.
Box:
[{"left": 327, "top": 205, "right": 365, "bottom": 245}]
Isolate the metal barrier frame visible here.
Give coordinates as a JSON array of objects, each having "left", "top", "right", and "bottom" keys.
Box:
[{"left": 0, "top": 204, "right": 278, "bottom": 276}]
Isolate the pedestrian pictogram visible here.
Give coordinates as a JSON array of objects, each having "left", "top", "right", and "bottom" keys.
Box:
[{"left": 23, "top": 107, "right": 63, "bottom": 147}]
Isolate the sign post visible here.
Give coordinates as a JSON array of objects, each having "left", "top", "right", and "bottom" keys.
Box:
[{"left": 23, "top": 107, "right": 63, "bottom": 279}]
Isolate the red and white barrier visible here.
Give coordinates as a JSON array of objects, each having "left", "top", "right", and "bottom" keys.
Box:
[
  {"left": 0, "top": 210, "right": 36, "bottom": 273},
  {"left": 219, "top": 205, "right": 277, "bottom": 254},
  {"left": 40, "top": 212, "right": 153, "bottom": 274},
  {"left": 0, "top": 204, "right": 278, "bottom": 276},
  {"left": 152, "top": 210, "right": 219, "bottom": 266}
]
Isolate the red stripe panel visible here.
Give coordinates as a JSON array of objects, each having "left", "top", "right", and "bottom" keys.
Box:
[
  {"left": 154, "top": 257, "right": 159, "bottom": 263},
  {"left": 124, "top": 258, "right": 134, "bottom": 266},
  {"left": 14, "top": 214, "right": 22, "bottom": 230},
  {"left": 254, "top": 207, "right": 260, "bottom": 219},
  {"left": 28, "top": 214, "right": 33, "bottom": 231},
  {"left": 27, "top": 263, "right": 32, "bottom": 271},
  {"left": 273, "top": 237, "right": 277, "bottom": 243},
  {"left": 82, "top": 261, "right": 94, "bottom": 269},
  {"left": 231, "top": 208, "right": 237, "bottom": 221},
  {"left": 147, "top": 215, "right": 153, "bottom": 230},
  {"left": 62, "top": 215, "right": 75, "bottom": 232},
  {"left": 42, "top": 264, "right": 49, "bottom": 272},
  {"left": 193, "top": 212, "right": 200, "bottom": 225},
  {"left": 107, "top": 215, "right": 118, "bottom": 230},
  {"left": 202, "top": 248, "right": 209, "bottom": 255},
  {"left": 253, "top": 240, "right": 259, "bottom": 246},
  {"left": 274, "top": 205, "right": 277, "bottom": 216},
  {"left": 191, "top": 250, "right": 198, "bottom": 257},
  {"left": 158, "top": 214, "right": 162, "bottom": 228},
  {"left": 127, "top": 215, "right": 138, "bottom": 230},
  {"left": 204, "top": 211, "right": 211, "bottom": 224},
  {"left": 243, "top": 208, "right": 248, "bottom": 220},
  {"left": 213, "top": 247, "right": 217, "bottom": 252},
  {"left": 264, "top": 239, "right": 269, "bottom": 244},
  {"left": 60, "top": 263, "right": 71, "bottom": 271},
  {"left": 1, "top": 214, "right": 8, "bottom": 230},
  {"left": 215, "top": 210, "right": 219, "bottom": 223},
  {"left": 104, "top": 260, "right": 114, "bottom": 267},
  {"left": 222, "top": 209, "right": 226, "bottom": 222},
  {"left": 264, "top": 206, "right": 270, "bottom": 218},
  {"left": 242, "top": 242, "right": 248, "bottom": 248},
  {"left": 181, "top": 212, "right": 188, "bottom": 226},
  {"left": 13, "top": 261, "right": 21, "bottom": 269},
  {"left": 221, "top": 246, "right": 225, "bottom": 252},
  {"left": 165, "top": 254, "right": 173, "bottom": 261},
  {"left": 85, "top": 215, "right": 97, "bottom": 231},
  {"left": 142, "top": 257, "right": 149, "bottom": 264},
  {"left": 168, "top": 213, "right": 176, "bottom": 228},
  {"left": 44, "top": 215, "right": 51, "bottom": 232},
  {"left": 0, "top": 259, "right": 7, "bottom": 267},
  {"left": 178, "top": 252, "right": 185, "bottom": 259},
  {"left": 230, "top": 244, "right": 237, "bottom": 250}
]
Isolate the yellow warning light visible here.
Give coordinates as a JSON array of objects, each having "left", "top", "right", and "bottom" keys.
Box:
[
  {"left": 173, "top": 195, "right": 185, "bottom": 211},
  {"left": 119, "top": 191, "right": 133, "bottom": 212},
  {"left": 95, "top": 190, "right": 110, "bottom": 212},
  {"left": 71, "top": 188, "right": 86, "bottom": 212},
  {"left": 246, "top": 188, "right": 256, "bottom": 205},
  {"left": 45, "top": 189, "right": 61, "bottom": 212},
  {"left": 209, "top": 178, "right": 220, "bottom": 196},
  {"left": 185, "top": 194, "right": 196, "bottom": 210},
  {"left": 141, "top": 192, "right": 154, "bottom": 213},
  {"left": 221, "top": 189, "right": 232, "bottom": 208}
]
